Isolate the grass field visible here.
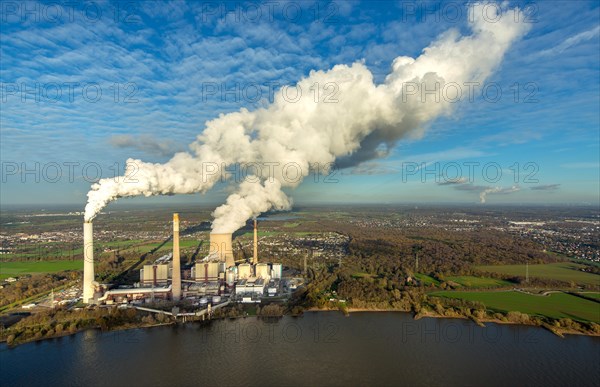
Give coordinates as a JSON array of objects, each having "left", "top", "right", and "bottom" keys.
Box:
[
  {"left": 445, "top": 276, "right": 513, "bottom": 288},
  {"left": 430, "top": 290, "right": 600, "bottom": 323},
  {"left": 415, "top": 273, "right": 440, "bottom": 285},
  {"left": 352, "top": 272, "right": 374, "bottom": 279},
  {"left": 580, "top": 292, "right": 600, "bottom": 300},
  {"left": 476, "top": 262, "right": 600, "bottom": 286},
  {"left": 0, "top": 260, "right": 83, "bottom": 280}
]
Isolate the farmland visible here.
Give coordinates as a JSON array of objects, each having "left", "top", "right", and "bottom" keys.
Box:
[
  {"left": 445, "top": 276, "right": 513, "bottom": 288},
  {"left": 0, "top": 260, "right": 83, "bottom": 280},
  {"left": 477, "top": 262, "right": 599, "bottom": 286},
  {"left": 430, "top": 290, "right": 600, "bottom": 323}
]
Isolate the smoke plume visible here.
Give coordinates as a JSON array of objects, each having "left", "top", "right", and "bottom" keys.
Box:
[
  {"left": 479, "top": 185, "right": 521, "bottom": 203},
  {"left": 85, "top": 3, "right": 529, "bottom": 232}
]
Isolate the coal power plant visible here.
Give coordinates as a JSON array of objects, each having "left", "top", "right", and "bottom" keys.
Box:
[{"left": 82, "top": 214, "right": 285, "bottom": 308}]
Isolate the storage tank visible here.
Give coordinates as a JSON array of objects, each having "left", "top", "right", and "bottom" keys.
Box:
[
  {"left": 226, "top": 270, "right": 235, "bottom": 288},
  {"left": 212, "top": 295, "right": 222, "bottom": 304},
  {"left": 199, "top": 297, "right": 208, "bottom": 306}
]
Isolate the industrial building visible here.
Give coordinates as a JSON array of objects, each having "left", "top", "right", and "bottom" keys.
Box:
[{"left": 84, "top": 213, "right": 284, "bottom": 305}]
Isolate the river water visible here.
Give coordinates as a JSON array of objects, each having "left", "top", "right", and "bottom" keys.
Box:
[{"left": 1, "top": 312, "right": 598, "bottom": 386}]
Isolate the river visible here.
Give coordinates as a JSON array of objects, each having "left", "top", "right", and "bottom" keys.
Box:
[{"left": 1, "top": 312, "right": 598, "bottom": 386}]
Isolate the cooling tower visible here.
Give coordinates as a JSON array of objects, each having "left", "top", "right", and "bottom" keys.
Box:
[
  {"left": 83, "top": 222, "right": 95, "bottom": 303},
  {"left": 253, "top": 219, "right": 258, "bottom": 265},
  {"left": 172, "top": 213, "right": 182, "bottom": 301},
  {"left": 210, "top": 233, "right": 234, "bottom": 268}
]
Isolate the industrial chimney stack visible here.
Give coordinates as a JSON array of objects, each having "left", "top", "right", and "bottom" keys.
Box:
[
  {"left": 172, "top": 213, "right": 182, "bottom": 301},
  {"left": 83, "top": 222, "right": 95, "bottom": 303},
  {"left": 253, "top": 219, "right": 258, "bottom": 265}
]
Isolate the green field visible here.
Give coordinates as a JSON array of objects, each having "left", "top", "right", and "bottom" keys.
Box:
[
  {"left": 580, "top": 292, "right": 600, "bottom": 300},
  {"left": 352, "top": 272, "right": 374, "bottom": 279},
  {"left": 430, "top": 290, "right": 600, "bottom": 323},
  {"left": 477, "top": 262, "right": 600, "bottom": 286},
  {"left": 414, "top": 273, "right": 440, "bottom": 285},
  {"left": 0, "top": 260, "right": 83, "bottom": 280},
  {"left": 445, "top": 276, "right": 513, "bottom": 288}
]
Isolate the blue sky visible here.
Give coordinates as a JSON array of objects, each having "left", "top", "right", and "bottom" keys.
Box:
[{"left": 1, "top": 0, "right": 599, "bottom": 207}]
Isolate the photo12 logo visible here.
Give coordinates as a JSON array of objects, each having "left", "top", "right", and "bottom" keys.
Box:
[
  {"left": 201, "top": 81, "right": 340, "bottom": 104},
  {"left": 398, "top": 1, "right": 538, "bottom": 23},
  {"left": 0, "top": 1, "right": 141, "bottom": 24},
  {"left": 0, "top": 82, "right": 139, "bottom": 104},
  {"left": 197, "top": 1, "right": 340, "bottom": 24}
]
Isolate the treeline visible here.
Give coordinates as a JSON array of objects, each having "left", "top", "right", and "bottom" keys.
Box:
[
  {"left": 426, "top": 295, "right": 600, "bottom": 335},
  {"left": 341, "top": 226, "right": 556, "bottom": 276},
  {"left": 289, "top": 265, "right": 425, "bottom": 312},
  {"left": 1, "top": 307, "right": 146, "bottom": 346},
  {"left": 0, "top": 271, "right": 78, "bottom": 309}
]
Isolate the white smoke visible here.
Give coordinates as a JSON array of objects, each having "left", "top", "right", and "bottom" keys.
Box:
[
  {"left": 479, "top": 185, "right": 521, "bottom": 203},
  {"left": 85, "top": 3, "right": 530, "bottom": 232},
  {"left": 211, "top": 179, "right": 292, "bottom": 233}
]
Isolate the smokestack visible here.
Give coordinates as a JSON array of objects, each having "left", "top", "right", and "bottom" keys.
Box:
[
  {"left": 172, "top": 213, "right": 181, "bottom": 301},
  {"left": 210, "top": 233, "right": 234, "bottom": 268},
  {"left": 83, "top": 222, "right": 95, "bottom": 303},
  {"left": 253, "top": 219, "right": 258, "bottom": 265}
]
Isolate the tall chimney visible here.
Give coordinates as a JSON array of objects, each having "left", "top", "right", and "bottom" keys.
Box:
[
  {"left": 172, "top": 213, "right": 181, "bottom": 301},
  {"left": 253, "top": 219, "right": 258, "bottom": 265},
  {"left": 83, "top": 222, "right": 95, "bottom": 303}
]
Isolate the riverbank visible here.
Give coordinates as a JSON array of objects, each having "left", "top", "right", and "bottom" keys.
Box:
[
  {"left": 3, "top": 302, "right": 599, "bottom": 348},
  {"left": 307, "top": 306, "right": 600, "bottom": 337}
]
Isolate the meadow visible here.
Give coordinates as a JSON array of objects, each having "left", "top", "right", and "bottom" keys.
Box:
[
  {"left": 477, "top": 262, "right": 599, "bottom": 286},
  {"left": 445, "top": 276, "right": 513, "bottom": 288},
  {"left": 0, "top": 260, "right": 83, "bottom": 280},
  {"left": 430, "top": 290, "right": 600, "bottom": 323}
]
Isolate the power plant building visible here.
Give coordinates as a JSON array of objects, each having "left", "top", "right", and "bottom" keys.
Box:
[
  {"left": 238, "top": 263, "right": 252, "bottom": 279},
  {"left": 255, "top": 263, "right": 270, "bottom": 280},
  {"left": 193, "top": 261, "right": 220, "bottom": 282},
  {"left": 235, "top": 278, "right": 265, "bottom": 295},
  {"left": 87, "top": 213, "right": 284, "bottom": 306},
  {"left": 140, "top": 264, "right": 169, "bottom": 286},
  {"left": 271, "top": 263, "right": 282, "bottom": 279}
]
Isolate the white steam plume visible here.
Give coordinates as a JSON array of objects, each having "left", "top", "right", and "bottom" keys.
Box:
[
  {"left": 479, "top": 185, "right": 521, "bottom": 203},
  {"left": 85, "top": 3, "right": 530, "bottom": 232}
]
